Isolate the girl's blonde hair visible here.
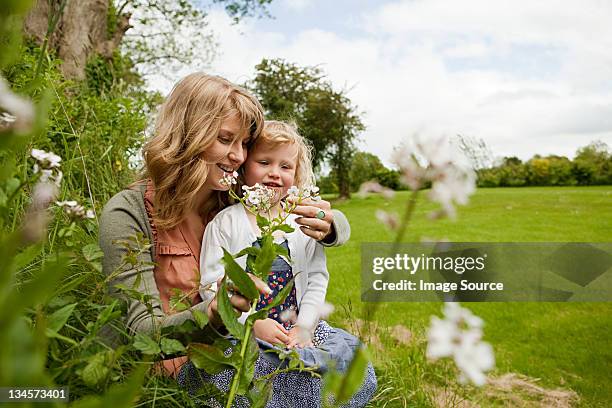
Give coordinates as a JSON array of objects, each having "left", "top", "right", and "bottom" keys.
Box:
[
  {"left": 142, "top": 73, "right": 264, "bottom": 230},
  {"left": 256, "top": 120, "right": 315, "bottom": 189}
]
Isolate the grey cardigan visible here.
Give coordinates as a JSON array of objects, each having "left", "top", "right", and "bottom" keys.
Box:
[{"left": 98, "top": 184, "right": 350, "bottom": 335}]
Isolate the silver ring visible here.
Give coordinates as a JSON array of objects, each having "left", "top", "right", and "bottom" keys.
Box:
[{"left": 316, "top": 210, "right": 326, "bottom": 219}]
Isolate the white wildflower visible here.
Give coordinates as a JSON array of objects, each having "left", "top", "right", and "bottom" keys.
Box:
[
  {"left": 287, "top": 186, "right": 299, "bottom": 197},
  {"left": 1, "top": 112, "right": 16, "bottom": 123},
  {"left": 0, "top": 76, "right": 35, "bottom": 133},
  {"left": 219, "top": 171, "right": 238, "bottom": 187},
  {"left": 31, "top": 149, "right": 63, "bottom": 187},
  {"left": 56, "top": 200, "right": 95, "bottom": 220},
  {"left": 301, "top": 185, "right": 321, "bottom": 201},
  {"left": 31, "top": 148, "right": 62, "bottom": 169},
  {"left": 392, "top": 134, "right": 475, "bottom": 219},
  {"left": 242, "top": 183, "right": 276, "bottom": 212},
  {"left": 426, "top": 302, "right": 494, "bottom": 386}
]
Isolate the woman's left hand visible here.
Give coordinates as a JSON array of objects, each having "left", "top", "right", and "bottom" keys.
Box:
[{"left": 288, "top": 197, "right": 334, "bottom": 241}]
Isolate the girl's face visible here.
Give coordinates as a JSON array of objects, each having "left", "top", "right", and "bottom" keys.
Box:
[
  {"left": 243, "top": 141, "right": 298, "bottom": 200},
  {"left": 201, "top": 115, "right": 252, "bottom": 192}
]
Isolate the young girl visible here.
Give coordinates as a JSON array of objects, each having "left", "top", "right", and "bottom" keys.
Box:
[{"left": 199, "top": 120, "right": 331, "bottom": 348}]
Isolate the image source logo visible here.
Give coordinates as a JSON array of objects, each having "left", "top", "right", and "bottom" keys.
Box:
[{"left": 361, "top": 243, "right": 612, "bottom": 302}]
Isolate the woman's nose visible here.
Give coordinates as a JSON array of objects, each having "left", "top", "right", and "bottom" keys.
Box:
[{"left": 228, "top": 142, "right": 244, "bottom": 164}]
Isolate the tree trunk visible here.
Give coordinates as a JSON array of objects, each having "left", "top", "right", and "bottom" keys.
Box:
[
  {"left": 23, "top": 0, "right": 131, "bottom": 80},
  {"left": 336, "top": 137, "right": 352, "bottom": 199}
]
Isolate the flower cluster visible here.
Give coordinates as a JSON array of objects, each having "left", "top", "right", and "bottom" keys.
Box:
[
  {"left": 220, "top": 171, "right": 238, "bottom": 187},
  {"left": 31, "top": 148, "right": 63, "bottom": 187},
  {"left": 241, "top": 183, "right": 277, "bottom": 212},
  {"left": 56, "top": 200, "right": 95, "bottom": 220},
  {"left": 426, "top": 302, "right": 494, "bottom": 386},
  {"left": 391, "top": 135, "right": 476, "bottom": 219}
]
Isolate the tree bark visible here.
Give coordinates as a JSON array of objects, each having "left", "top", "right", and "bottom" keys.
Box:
[{"left": 23, "top": 0, "right": 132, "bottom": 80}]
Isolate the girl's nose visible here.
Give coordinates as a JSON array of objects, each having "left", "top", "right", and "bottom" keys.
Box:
[{"left": 268, "top": 167, "right": 280, "bottom": 178}]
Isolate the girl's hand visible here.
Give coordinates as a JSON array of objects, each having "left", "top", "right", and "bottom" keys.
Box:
[
  {"left": 207, "top": 275, "right": 272, "bottom": 327},
  {"left": 253, "top": 318, "right": 290, "bottom": 345},
  {"left": 288, "top": 197, "right": 334, "bottom": 242},
  {"left": 287, "top": 326, "right": 313, "bottom": 349}
]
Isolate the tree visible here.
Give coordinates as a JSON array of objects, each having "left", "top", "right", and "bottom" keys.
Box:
[
  {"left": 349, "top": 151, "right": 385, "bottom": 191},
  {"left": 248, "top": 58, "right": 365, "bottom": 198},
  {"left": 573, "top": 141, "right": 611, "bottom": 185},
  {"left": 23, "top": 0, "right": 272, "bottom": 80},
  {"left": 455, "top": 134, "right": 494, "bottom": 170}
]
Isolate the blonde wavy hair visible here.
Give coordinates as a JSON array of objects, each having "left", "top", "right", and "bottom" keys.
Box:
[
  {"left": 142, "top": 73, "right": 264, "bottom": 230},
  {"left": 252, "top": 120, "right": 315, "bottom": 189}
]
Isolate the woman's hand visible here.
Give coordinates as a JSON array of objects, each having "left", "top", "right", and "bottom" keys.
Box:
[
  {"left": 287, "top": 326, "right": 313, "bottom": 349},
  {"left": 288, "top": 197, "right": 335, "bottom": 242},
  {"left": 253, "top": 318, "right": 290, "bottom": 345},
  {"left": 207, "top": 275, "right": 271, "bottom": 327}
]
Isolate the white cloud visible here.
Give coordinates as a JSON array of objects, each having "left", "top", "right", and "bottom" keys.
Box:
[
  {"left": 281, "top": 0, "right": 313, "bottom": 12},
  {"left": 147, "top": 1, "right": 612, "bottom": 164}
]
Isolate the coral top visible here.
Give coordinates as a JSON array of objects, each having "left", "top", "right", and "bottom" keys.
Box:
[{"left": 143, "top": 180, "right": 206, "bottom": 377}]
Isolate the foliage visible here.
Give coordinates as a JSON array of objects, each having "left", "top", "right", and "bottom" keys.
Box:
[
  {"left": 476, "top": 142, "right": 611, "bottom": 187},
  {"left": 248, "top": 58, "right": 365, "bottom": 198},
  {"left": 123, "top": 0, "right": 274, "bottom": 81}
]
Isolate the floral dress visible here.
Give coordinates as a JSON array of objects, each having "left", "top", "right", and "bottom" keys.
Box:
[{"left": 178, "top": 240, "right": 376, "bottom": 407}]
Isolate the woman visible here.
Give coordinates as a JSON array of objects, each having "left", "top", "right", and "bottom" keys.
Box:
[{"left": 99, "top": 73, "right": 375, "bottom": 406}]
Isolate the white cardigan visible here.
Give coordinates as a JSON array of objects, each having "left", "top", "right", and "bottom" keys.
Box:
[{"left": 199, "top": 203, "right": 329, "bottom": 330}]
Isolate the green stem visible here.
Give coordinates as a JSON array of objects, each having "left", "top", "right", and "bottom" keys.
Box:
[
  {"left": 226, "top": 300, "right": 257, "bottom": 408},
  {"left": 33, "top": 0, "right": 67, "bottom": 81},
  {"left": 392, "top": 189, "right": 420, "bottom": 251}
]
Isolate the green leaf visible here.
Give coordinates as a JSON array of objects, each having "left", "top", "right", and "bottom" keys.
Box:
[
  {"left": 189, "top": 342, "right": 239, "bottom": 374},
  {"left": 168, "top": 288, "right": 189, "bottom": 312},
  {"left": 5, "top": 177, "right": 20, "bottom": 197},
  {"left": 81, "top": 352, "right": 110, "bottom": 387},
  {"left": 245, "top": 309, "right": 268, "bottom": 325},
  {"left": 249, "top": 380, "right": 273, "bottom": 408},
  {"left": 273, "top": 243, "right": 289, "bottom": 259},
  {"left": 234, "top": 246, "right": 261, "bottom": 258},
  {"left": 222, "top": 248, "right": 259, "bottom": 300},
  {"left": 82, "top": 243, "right": 104, "bottom": 262},
  {"left": 161, "top": 338, "right": 186, "bottom": 355},
  {"left": 13, "top": 243, "right": 42, "bottom": 272},
  {"left": 133, "top": 333, "right": 160, "bottom": 355},
  {"left": 191, "top": 308, "right": 209, "bottom": 329},
  {"left": 246, "top": 278, "right": 294, "bottom": 325},
  {"left": 253, "top": 235, "right": 275, "bottom": 279},
  {"left": 256, "top": 214, "right": 270, "bottom": 228},
  {"left": 47, "top": 302, "right": 77, "bottom": 332},
  {"left": 237, "top": 335, "right": 260, "bottom": 395},
  {"left": 71, "top": 365, "right": 146, "bottom": 408},
  {"left": 217, "top": 280, "right": 245, "bottom": 340},
  {"left": 46, "top": 329, "right": 78, "bottom": 345},
  {"left": 272, "top": 223, "right": 295, "bottom": 233},
  {"left": 335, "top": 346, "right": 370, "bottom": 404},
  {"left": 193, "top": 382, "right": 229, "bottom": 407}
]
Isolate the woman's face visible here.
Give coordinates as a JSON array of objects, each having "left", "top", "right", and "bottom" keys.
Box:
[{"left": 202, "top": 115, "right": 252, "bottom": 192}]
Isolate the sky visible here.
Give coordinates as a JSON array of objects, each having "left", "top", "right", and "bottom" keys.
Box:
[{"left": 147, "top": 0, "right": 612, "bottom": 166}]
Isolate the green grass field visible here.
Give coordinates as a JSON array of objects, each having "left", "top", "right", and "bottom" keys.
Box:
[{"left": 324, "top": 186, "right": 612, "bottom": 407}]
